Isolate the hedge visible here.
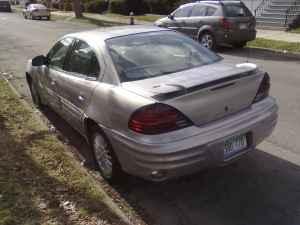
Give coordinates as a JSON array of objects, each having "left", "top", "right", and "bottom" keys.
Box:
[
  {"left": 84, "top": 0, "right": 108, "bottom": 13},
  {"left": 108, "top": 0, "right": 150, "bottom": 15}
]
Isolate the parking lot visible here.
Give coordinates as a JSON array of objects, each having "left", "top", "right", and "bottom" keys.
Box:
[{"left": 1, "top": 11, "right": 300, "bottom": 225}]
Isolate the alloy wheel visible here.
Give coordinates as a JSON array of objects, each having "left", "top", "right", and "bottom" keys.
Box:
[
  {"left": 200, "top": 33, "right": 214, "bottom": 49},
  {"left": 92, "top": 132, "right": 113, "bottom": 179}
]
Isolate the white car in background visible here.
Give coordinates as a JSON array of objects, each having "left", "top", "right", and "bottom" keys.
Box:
[{"left": 23, "top": 3, "right": 50, "bottom": 20}]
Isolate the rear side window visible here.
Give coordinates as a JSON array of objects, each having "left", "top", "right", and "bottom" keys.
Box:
[
  {"left": 65, "top": 40, "right": 100, "bottom": 78},
  {"left": 190, "top": 5, "right": 206, "bottom": 17},
  {"left": 206, "top": 6, "right": 217, "bottom": 16},
  {"left": 224, "top": 4, "right": 252, "bottom": 17},
  {"left": 173, "top": 5, "right": 193, "bottom": 18}
]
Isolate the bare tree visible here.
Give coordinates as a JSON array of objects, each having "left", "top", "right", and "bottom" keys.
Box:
[{"left": 73, "top": 0, "right": 82, "bottom": 18}]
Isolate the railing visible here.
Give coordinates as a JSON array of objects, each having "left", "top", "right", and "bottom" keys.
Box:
[
  {"left": 254, "top": 0, "right": 272, "bottom": 17},
  {"left": 285, "top": 0, "right": 300, "bottom": 27}
]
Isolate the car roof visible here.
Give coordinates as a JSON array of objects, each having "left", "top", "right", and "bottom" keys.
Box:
[
  {"left": 180, "top": 0, "right": 242, "bottom": 7},
  {"left": 64, "top": 25, "right": 170, "bottom": 42},
  {"left": 29, "top": 3, "right": 46, "bottom": 7}
]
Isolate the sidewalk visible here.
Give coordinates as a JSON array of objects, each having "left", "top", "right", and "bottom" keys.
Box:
[{"left": 256, "top": 29, "right": 300, "bottom": 43}]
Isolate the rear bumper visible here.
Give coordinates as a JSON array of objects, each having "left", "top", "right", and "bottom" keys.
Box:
[
  {"left": 32, "top": 11, "right": 50, "bottom": 17},
  {"left": 105, "top": 97, "right": 278, "bottom": 181},
  {"left": 216, "top": 29, "right": 256, "bottom": 45}
]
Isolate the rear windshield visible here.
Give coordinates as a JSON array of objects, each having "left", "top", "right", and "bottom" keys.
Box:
[
  {"left": 224, "top": 3, "right": 252, "bottom": 17},
  {"left": 106, "top": 31, "right": 222, "bottom": 82},
  {"left": 31, "top": 4, "right": 47, "bottom": 9}
]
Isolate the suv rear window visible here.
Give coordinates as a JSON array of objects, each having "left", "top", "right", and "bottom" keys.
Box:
[{"left": 224, "top": 4, "right": 252, "bottom": 17}]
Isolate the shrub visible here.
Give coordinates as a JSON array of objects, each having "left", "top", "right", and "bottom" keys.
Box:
[
  {"left": 109, "top": 0, "right": 127, "bottom": 14},
  {"left": 84, "top": 0, "right": 108, "bottom": 13},
  {"left": 145, "top": 0, "right": 192, "bottom": 14},
  {"left": 64, "top": 0, "right": 72, "bottom": 11},
  {"left": 289, "top": 15, "right": 300, "bottom": 30},
  {"left": 109, "top": 0, "right": 148, "bottom": 15}
]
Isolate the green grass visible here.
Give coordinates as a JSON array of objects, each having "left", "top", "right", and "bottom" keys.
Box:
[
  {"left": 290, "top": 27, "right": 300, "bottom": 34},
  {"left": 247, "top": 38, "right": 300, "bottom": 53},
  {"left": 0, "top": 78, "right": 127, "bottom": 225}
]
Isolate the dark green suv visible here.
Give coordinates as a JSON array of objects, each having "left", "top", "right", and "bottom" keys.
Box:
[{"left": 155, "top": 0, "right": 256, "bottom": 50}]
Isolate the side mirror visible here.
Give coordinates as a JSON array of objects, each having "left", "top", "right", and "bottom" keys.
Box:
[
  {"left": 168, "top": 14, "right": 174, "bottom": 20},
  {"left": 32, "top": 55, "right": 48, "bottom": 67}
]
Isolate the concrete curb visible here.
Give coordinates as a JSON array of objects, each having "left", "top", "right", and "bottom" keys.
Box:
[
  {"left": 0, "top": 74, "right": 135, "bottom": 225},
  {"left": 246, "top": 47, "right": 300, "bottom": 61}
]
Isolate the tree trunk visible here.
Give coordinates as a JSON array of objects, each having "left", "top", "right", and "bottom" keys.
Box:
[{"left": 73, "top": 0, "right": 82, "bottom": 18}]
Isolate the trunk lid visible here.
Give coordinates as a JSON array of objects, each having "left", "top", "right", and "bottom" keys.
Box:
[{"left": 122, "top": 62, "right": 263, "bottom": 126}]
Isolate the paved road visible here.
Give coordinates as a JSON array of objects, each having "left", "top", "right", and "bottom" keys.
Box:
[{"left": 1, "top": 11, "right": 300, "bottom": 225}]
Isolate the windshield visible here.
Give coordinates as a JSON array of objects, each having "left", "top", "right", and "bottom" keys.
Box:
[{"left": 106, "top": 31, "right": 222, "bottom": 82}]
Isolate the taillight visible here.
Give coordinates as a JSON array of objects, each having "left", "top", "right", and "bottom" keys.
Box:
[
  {"left": 253, "top": 73, "right": 270, "bottom": 103},
  {"left": 128, "top": 103, "right": 193, "bottom": 135},
  {"left": 220, "top": 17, "right": 232, "bottom": 30}
]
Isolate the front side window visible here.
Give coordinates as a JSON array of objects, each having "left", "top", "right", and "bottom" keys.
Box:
[
  {"left": 173, "top": 5, "right": 193, "bottom": 18},
  {"left": 47, "top": 38, "right": 73, "bottom": 70},
  {"left": 65, "top": 40, "right": 100, "bottom": 78},
  {"left": 106, "top": 31, "right": 221, "bottom": 82}
]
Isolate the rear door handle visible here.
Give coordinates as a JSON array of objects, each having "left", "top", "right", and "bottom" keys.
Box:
[
  {"left": 50, "top": 80, "right": 56, "bottom": 86},
  {"left": 78, "top": 95, "right": 85, "bottom": 101}
]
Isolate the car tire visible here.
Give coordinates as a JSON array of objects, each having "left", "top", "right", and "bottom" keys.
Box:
[
  {"left": 199, "top": 32, "right": 216, "bottom": 50},
  {"left": 90, "top": 127, "right": 124, "bottom": 183},
  {"left": 28, "top": 78, "right": 44, "bottom": 108},
  {"left": 234, "top": 42, "right": 247, "bottom": 48}
]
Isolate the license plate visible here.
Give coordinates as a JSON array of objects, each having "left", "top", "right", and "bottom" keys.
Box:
[
  {"left": 224, "top": 134, "right": 247, "bottom": 159},
  {"left": 239, "top": 23, "right": 247, "bottom": 29}
]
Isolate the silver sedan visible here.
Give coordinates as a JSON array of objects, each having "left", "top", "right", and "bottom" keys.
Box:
[
  {"left": 23, "top": 4, "right": 50, "bottom": 20},
  {"left": 26, "top": 26, "right": 278, "bottom": 182}
]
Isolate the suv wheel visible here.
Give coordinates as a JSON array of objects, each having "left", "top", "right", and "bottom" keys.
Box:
[
  {"left": 199, "top": 32, "right": 216, "bottom": 50},
  {"left": 90, "top": 128, "right": 124, "bottom": 183}
]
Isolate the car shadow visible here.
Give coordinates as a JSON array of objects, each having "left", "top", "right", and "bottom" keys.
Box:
[{"left": 41, "top": 107, "right": 300, "bottom": 225}]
